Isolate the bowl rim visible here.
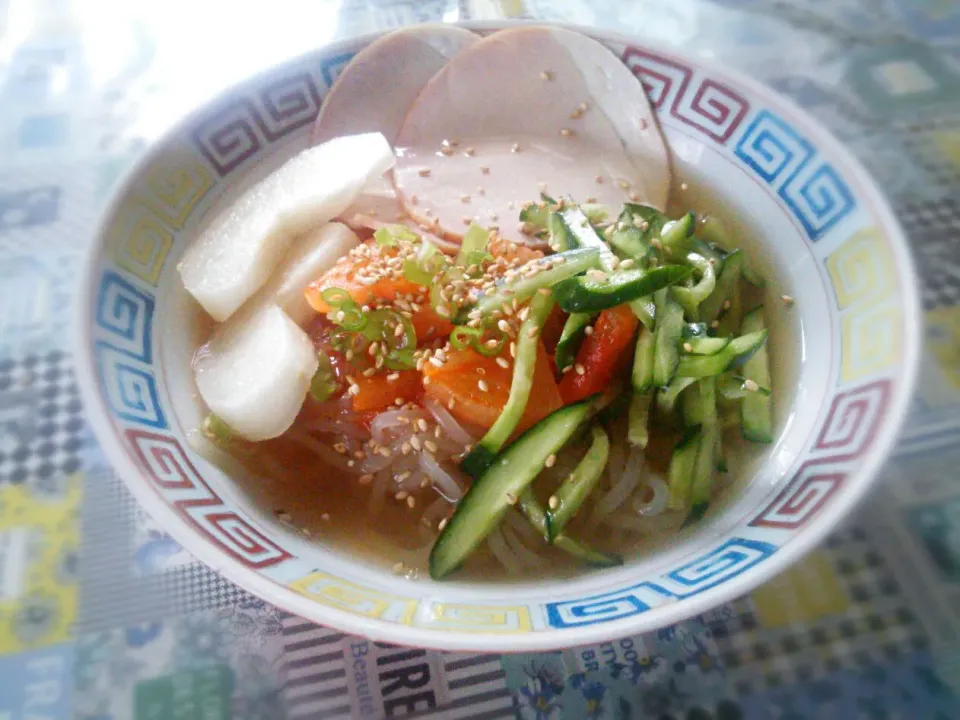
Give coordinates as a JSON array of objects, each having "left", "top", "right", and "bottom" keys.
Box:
[{"left": 74, "top": 19, "right": 923, "bottom": 652}]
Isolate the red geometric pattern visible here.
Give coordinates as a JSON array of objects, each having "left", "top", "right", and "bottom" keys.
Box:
[
  {"left": 622, "top": 47, "right": 750, "bottom": 144},
  {"left": 813, "top": 379, "right": 892, "bottom": 462},
  {"left": 125, "top": 429, "right": 292, "bottom": 569},
  {"left": 750, "top": 460, "right": 846, "bottom": 530}
]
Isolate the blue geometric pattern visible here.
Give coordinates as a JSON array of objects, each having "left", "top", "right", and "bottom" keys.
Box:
[
  {"left": 546, "top": 539, "right": 777, "bottom": 628},
  {"left": 95, "top": 270, "right": 154, "bottom": 363},
  {"left": 319, "top": 52, "right": 356, "bottom": 88},
  {"left": 735, "top": 109, "right": 856, "bottom": 240},
  {"left": 95, "top": 341, "right": 167, "bottom": 429}
]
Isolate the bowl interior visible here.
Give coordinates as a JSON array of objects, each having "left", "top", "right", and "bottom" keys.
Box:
[{"left": 78, "top": 23, "right": 920, "bottom": 651}]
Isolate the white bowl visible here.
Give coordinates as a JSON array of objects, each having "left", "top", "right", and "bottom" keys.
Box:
[{"left": 75, "top": 22, "right": 921, "bottom": 652}]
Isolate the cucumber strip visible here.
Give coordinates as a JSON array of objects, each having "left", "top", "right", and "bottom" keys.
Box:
[
  {"left": 668, "top": 425, "right": 702, "bottom": 510},
  {"left": 660, "top": 212, "right": 695, "bottom": 256},
  {"left": 675, "top": 330, "right": 768, "bottom": 378},
  {"left": 519, "top": 490, "right": 622, "bottom": 567},
  {"left": 547, "top": 211, "right": 577, "bottom": 251},
  {"left": 556, "top": 312, "right": 595, "bottom": 372},
  {"left": 652, "top": 290, "right": 685, "bottom": 386},
  {"left": 685, "top": 336, "right": 731, "bottom": 355},
  {"left": 682, "top": 322, "right": 708, "bottom": 339},
  {"left": 629, "top": 296, "right": 656, "bottom": 329},
  {"left": 741, "top": 307, "right": 774, "bottom": 443},
  {"left": 632, "top": 326, "right": 656, "bottom": 392},
  {"left": 718, "top": 373, "right": 772, "bottom": 400},
  {"left": 608, "top": 204, "right": 663, "bottom": 259},
  {"left": 697, "top": 216, "right": 730, "bottom": 248},
  {"left": 699, "top": 249, "right": 743, "bottom": 323},
  {"left": 554, "top": 264, "right": 692, "bottom": 313},
  {"left": 628, "top": 392, "right": 652, "bottom": 448},
  {"left": 671, "top": 253, "right": 717, "bottom": 320},
  {"left": 430, "top": 399, "right": 593, "bottom": 579},
  {"left": 546, "top": 425, "right": 610, "bottom": 541},
  {"left": 466, "top": 247, "right": 601, "bottom": 321},
  {"left": 682, "top": 376, "right": 717, "bottom": 428},
  {"left": 716, "top": 280, "right": 742, "bottom": 337},
  {"left": 691, "top": 238, "right": 725, "bottom": 275},
  {"left": 741, "top": 263, "right": 766, "bottom": 288},
  {"left": 556, "top": 205, "right": 619, "bottom": 271},
  {"left": 690, "top": 422, "right": 718, "bottom": 515},
  {"left": 656, "top": 376, "right": 696, "bottom": 414},
  {"left": 581, "top": 203, "right": 611, "bottom": 224},
  {"left": 461, "top": 289, "right": 556, "bottom": 478}
]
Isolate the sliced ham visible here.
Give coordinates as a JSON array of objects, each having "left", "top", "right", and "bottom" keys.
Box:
[
  {"left": 312, "top": 25, "right": 479, "bottom": 223},
  {"left": 179, "top": 133, "right": 394, "bottom": 322},
  {"left": 393, "top": 26, "right": 670, "bottom": 245}
]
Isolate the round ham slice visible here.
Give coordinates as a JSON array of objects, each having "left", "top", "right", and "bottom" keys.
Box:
[
  {"left": 393, "top": 26, "right": 671, "bottom": 245},
  {"left": 311, "top": 24, "right": 479, "bottom": 145},
  {"left": 312, "top": 25, "right": 479, "bottom": 224}
]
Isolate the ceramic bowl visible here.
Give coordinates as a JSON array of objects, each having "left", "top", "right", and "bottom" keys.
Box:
[{"left": 75, "top": 21, "right": 921, "bottom": 652}]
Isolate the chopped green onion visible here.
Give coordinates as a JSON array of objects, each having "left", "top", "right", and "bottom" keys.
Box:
[
  {"left": 456, "top": 223, "right": 491, "bottom": 267},
  {"left": 473, "top": 327, "right": 507, "bottom": 357},
  {"left": 385, "top": 348, "right": 417, "bottom": 370},
  {"left": 374, "top": 224, "right": 418, "bottom": 247},
  {"left": 320, "top": 287, "right": 353, "bottom": 307},
  {"left": 403, "top": 238, "right": 445, "bottom": 286},
  {"left": 310, "top": 351, "right": 339, "bottom": 402},
  {"left": 451, "top": 325, "right": 483, "bottom": 351}
]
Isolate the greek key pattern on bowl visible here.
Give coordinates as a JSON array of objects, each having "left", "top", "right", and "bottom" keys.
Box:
[
  {"left": 545, "top": 539, "right": 776, "bottom": 628},
  {"left": 126, "top": 430, "right": 293, "bottom": 569},
  {"left": 735, "top": 109, "right": 857, "bottom": 241},
  {"left": 622, "top": 46, "right": 750, "bottom": 144}
]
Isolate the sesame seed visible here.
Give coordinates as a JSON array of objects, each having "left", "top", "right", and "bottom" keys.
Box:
[
  {"left": 481, "top": 165, "right": 490, "bottom": 174},
  {"left": 321, "top": 513, "right": 330, "bottom": 521},
  {"left": 575, "top": 363, "right": 585, "bottom": 376},
  {"left": 460, "top": 194, "right": 471, "bottom": 203},
  {"left": 410, "top": 436, "right": 422, "bottom": 451},
  {"left": 595, "top": 174, "right": 604, "bottom": 184},
  {"left": 362, "top": 367, "right": 376, "bottom": 377},
  {"left": 276, "top": 510, "right": 292, "bottom": 524},
  {"left": 743, "top": 379, "right": 760, "bottom": 393},
  {"left": 561, "top": 365, "right": 573, "bottom": 374},
  {"left": 359, "top": 474, "right": 374, "bottom": 485},
  {"left": 782, "top": 294, "right": 795, "bottom": 306},
  {"left": 711, "top": 320, "right": 721, "bottom": 329},
  {"left": 497, "top": 319, "right": 511, "bottom": 333},
  {"left": 526, "top": 326, "right": 539, "bottom": 338},
  {"left": 585, "top": 196, "right": 597, "bottom": 204},
  {"left": 462, "top": 216, "right": 472, "bottom": 225},
  {"left": 394, "top": 397, "right": 404, "bottom": 406},
  {"left": 438, "top": 517, "right": 449, "bottom": 531},
  {"left": 545, "top": 453, "right": 557, "bottom": 468},
  {"left": 617, "top": 179, "right": 631, "bottom": 190},
  {"left": 681, "top": 182, "right": 689, "bottom": 191},
  {"left": 395, "top": 490, "right": 409, "bottom": 500},
  {"left": 540, "top": 70, "right": 553, "bottom": 81},
  {"left": 448, "top": 398, "right": 456, "bottom": 410},
  {"left": 548, "top": 495, "right": 559, "bottom": 510},
  {"left": 421, "top": 477, "right": 430, "bottom": 488},
  {"left": 424, "top": 440, "right": 438, "bottom": 453},
  {"left": 560, "top": 128, "right": 574, "bottom": 137},
  {"left": 422, "top": 376, "right": 431, "bottom": 386},
  {"left": 442, "top": 139, "right": 452, "bottom": 148},
  {"left": 440, "top": 146, "right": 454, "bottom": 156},
  {"left": 429, "top": 356, "right": 444, "bottom": 368},
  {"left": 509, "top": 342, "right": 517, "bottom": 358},
  {"left": 511, "top": 142, "right": 522, "bottom": 153},
  {"left": 584, "top": 326, "right": 594, "bottom": 336},
  {"left": 476, "top": 186, "right": 486, "bottom": 196},
  {"left": 505, "top": 492, "right": 518, "bottom": 505},
  {"left": 410, "top": 194, "right": 419, "bottom": 206},
  {"left": 489, "top": 211, "right": 499, "bottom": 221},
  {"left": 348, "top": 384, "right": 360, "bottom": 396},
  {"left": 387, "top": 372, "right": 400, "bottom": 382},
  {"left": 683, "top": 342, "right": 693, "bottom": 352},
  {"left": 620, "top": 258, "right": 635, "bottom": 269},
  {"left": 629, "top": 191, "right": 640, "bottom": 202},
  {"left": 465, "top": 146, "right": 475, "bottom": 156},
  {"left": 392, "top": 561, "right": 405, "bottom": 575},
  {"left": 333, "top": 442, "right": 347, "bottom": 454},
  {"left": 401, "top": 442, "right": 411, "bottom": 455},
  {"left": 407, "top": 496, "right": 416, "bottom": 509},
  {"left": 417, "top": 418, "right": 429, "bottom": 432},
  {"left": 639, "top": 117, "right": 648, "bottom": 129},
  {"left": 478, "top": 379, "right": 489, "bottom": 392},
  {"left": 579, "top": 102, "right": 588, "bottom": 112},
  {"left": 496, "top": 357, "right": 510, "bottom": 369},
  {"left": 722, "top": 300, "right": 731, "bottom": 310},
  {"left": 347, "top": 460, "right": 355, "bottom": 467}
]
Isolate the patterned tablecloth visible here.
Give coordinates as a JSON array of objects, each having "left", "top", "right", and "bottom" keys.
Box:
[{"left": 2, "top": 0, "right": 960, "bottom": 718}]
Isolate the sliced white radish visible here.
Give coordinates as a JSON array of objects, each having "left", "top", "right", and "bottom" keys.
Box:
[
  {"left": 195, "top": 305, "right": 319, "bottom": 441},
  {"left": 251, "top": 221, "right": 360, "bottom": 326},
  {"left": 393, "top": 26, "right": 670, "bottom": 244},
  {"left": 311, "top": 25, "right": 479, "bottom": 146},
  {"left": 179, "top": 132, "right": 395, "bottom": 322}
]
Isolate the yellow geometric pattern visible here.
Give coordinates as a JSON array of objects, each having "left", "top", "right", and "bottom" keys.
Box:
[
  {"left": 108, "top": 205, "right": 173, "bottom": 286},
  {"left": 137, "top": 146, "right": 213, "bottom": 230},
  {"left": 826, "top": 227, "right": 903, "bottom": 382},
  {"left": 289, "top": 572, "right": 417, "bottom": 625},
  {"left": 0, "top": 473, "right": 82, "bottom": 655},
  {"left": 841, "top": 299, "right": 904, "bottom": 382},
  {"left": 418, "top": 602, "right": 532, "bottom": 633},
  {"left": 826, "top": 228, "right": 897, "bottom": 309},
  {"left": 751, "top": 550, "right": 849, "bottom": 629}
]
